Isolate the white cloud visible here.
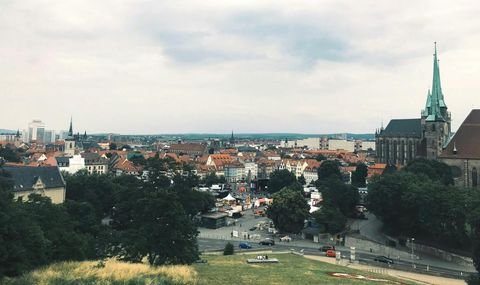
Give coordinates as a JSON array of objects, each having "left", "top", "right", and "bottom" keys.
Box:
[{"left": 0, "top": 0, "right": 479, "bottom": 134}]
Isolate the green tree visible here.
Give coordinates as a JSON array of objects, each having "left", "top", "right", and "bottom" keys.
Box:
[
  {"left": 223, "top": 242, "right": 234, "bottom": 255},
  {"left": 267, "top": 169, "right": 297, "bottom": 194},
  {"left": 0, "top": 144, "right": 21, "bottom": 163},
  {"left": 0, "top": 168, "right": 48, "bottom": 277},
  {"left": 202, "top": 172, "right": 224, "bottom": 187},
  {"left": 312, "top": 204, "right": 347, "bottom": 234},
  {"left": 403, "top": 158, "right": 454, "bottom": 185},
  {"left": 267, "top": 187, "right": 309, "bottom": 233},
  {"left": 111, "top": 190, "right": 199, "bottom": 265},
  {"left": 317, "top": 160, "right": 342, "bottom": 181},
  {"left": 351, "top": 163, "right": 368, "bottom": 187},
  {"left": 317, "top": 178, "right": 360, "bottom": 217},
  {"left": 315, "top": 154, "right": 327, "bottom": 161},
  {"left": 298, "top": 174, "right": 306, "bottom": 185}
]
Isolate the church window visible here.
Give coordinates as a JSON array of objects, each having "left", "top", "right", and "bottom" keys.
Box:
[
  {"left": 432, "top": 125, "right": 436, "bottom": 131},
  {"left": 473, "top": 167, "right": 478, "bottom": 187}
]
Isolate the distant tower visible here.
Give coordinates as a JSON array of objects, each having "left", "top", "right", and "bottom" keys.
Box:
[
  {"left": 230, "top": 131, "right": 235, "bottom": 146},
  {"left": 421, "top": 42, "right": 451, "bottom": 159},
  {"left": 64, "top": 117, "right": 76, "bottom": 156}
]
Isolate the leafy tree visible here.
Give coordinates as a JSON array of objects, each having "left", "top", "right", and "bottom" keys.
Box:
[
  {"left": 223, "top": 242, "right": 234, "bottom": 255},
  {"left": 267, "top": 187, "right": 309, "bottom": 233},
  {"left": 468, "top": 189, "right": 480, "bottom": 275},
  {"left": 317, "top": 178, "right": 360, "bottom": 217},
  {"left": 21, "top": 194, "right": 90, "bottom": 262},
  {"left": 403, "top": 158, "right": 454, "bottom": 185},
  {"left": 367, "top": 172, "right": 469, "bottom": 248},
  {"left": 298, "top": 174, "right": 306, "bottom": 185},
  {"left": 202, "top": 172, "right": 225, "bottom": 187},
  {"left": 0, "top": 144, "right": 21, "bottom": 163},
  {"left": 312, "top": 204, "right": 347, "bottom": 234},
  {"left": 317, "top": 160, "right": 342, "bottom": 181},
  {"left": 267, "top": 169, "right": 297, "bottom": 194},
  {"left": 315, "top": 154, "right": 327, "bottom": 161},
  {"left": 64, "top": 171, "right": 117, "bottom": 219},
  {"left": 351, "top": 163, "right": 368, "bottom": 187},
  {"left": 111, "top": 190, "right": 199, "bottom": 265},
  {"left": 109, "top": 143, "right": 117, "bottom": 150},
  {"left": 0, "top": 168, "right": 48, "bottom": 277}
]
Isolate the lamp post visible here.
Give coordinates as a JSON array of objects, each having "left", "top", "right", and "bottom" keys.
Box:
[{"left": 410, "top": 238, "right": 415, "bottom": 269}]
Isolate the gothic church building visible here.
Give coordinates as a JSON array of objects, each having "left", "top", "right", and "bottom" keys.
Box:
[{"left": 376, "top": 44, "right": 452, "bottom": 165}]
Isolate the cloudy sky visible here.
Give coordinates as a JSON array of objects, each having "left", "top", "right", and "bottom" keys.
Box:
[{"left": 1, "top": 1, "right": 479, "bottom": 134}]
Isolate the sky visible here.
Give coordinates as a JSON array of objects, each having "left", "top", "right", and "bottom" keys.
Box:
[{"left": 1, "top": 0, "right": 479, "bottom": 134}]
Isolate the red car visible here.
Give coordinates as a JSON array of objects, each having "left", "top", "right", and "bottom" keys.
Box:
[{"left": 325, "top": 249, "right": 336, "bottom": 257}]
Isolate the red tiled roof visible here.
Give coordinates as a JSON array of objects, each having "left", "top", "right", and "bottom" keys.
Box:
[{"left": 441, "top": 109, "right": 480, "bottom": 159}]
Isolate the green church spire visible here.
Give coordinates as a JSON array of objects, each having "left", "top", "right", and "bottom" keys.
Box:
[{"left": 426, "top": 42, "right": 446, "bottom": 121}]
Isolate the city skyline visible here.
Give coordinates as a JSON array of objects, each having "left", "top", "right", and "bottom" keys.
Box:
[{"left": 1, "top": 1, "right": 479, "bottom": 134}]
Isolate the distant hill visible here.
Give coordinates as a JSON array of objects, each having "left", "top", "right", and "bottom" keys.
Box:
[{"left": 0, "top": 129, "right": 15, "bottom": 134}]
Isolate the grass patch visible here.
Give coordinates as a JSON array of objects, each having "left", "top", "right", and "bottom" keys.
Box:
[
  {"left": 193, "top": 253, "right": 415, "bottom": 285},
  {"left": 3, "top": 254, "right": 417, "bottom": 285},
  {"left": 3, "top": 259, "right": 197, "bottom": 285}
]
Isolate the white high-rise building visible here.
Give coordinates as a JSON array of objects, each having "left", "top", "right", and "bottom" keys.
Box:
[{"left": 27, "top": 120, "right": 46, "bottom": 143}]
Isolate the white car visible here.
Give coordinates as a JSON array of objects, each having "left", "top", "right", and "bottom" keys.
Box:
[{"left": 280, "top": 236, "right": 292, "bottom": 242}]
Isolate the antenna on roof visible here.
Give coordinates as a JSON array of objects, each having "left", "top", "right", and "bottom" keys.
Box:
[{"left": 453, "top": 142, "right": 457, "bottom": 154}]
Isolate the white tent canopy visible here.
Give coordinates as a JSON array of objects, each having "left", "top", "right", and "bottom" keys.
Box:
[{"left": 223, "top": 194, "right": 236, "bottom": 201}]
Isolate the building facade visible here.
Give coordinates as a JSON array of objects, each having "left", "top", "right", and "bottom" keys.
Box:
[{"left": 440, "top": 109, "right": 480, "bottom": 188}]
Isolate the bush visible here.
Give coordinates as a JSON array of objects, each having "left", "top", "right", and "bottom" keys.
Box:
[{"left": 223, "top": 243, "right": 234, "bottom": 256}]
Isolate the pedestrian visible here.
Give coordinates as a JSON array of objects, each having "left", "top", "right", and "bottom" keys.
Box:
[{"left": 231, "top": 231, "right": 233, "bottom": 238}]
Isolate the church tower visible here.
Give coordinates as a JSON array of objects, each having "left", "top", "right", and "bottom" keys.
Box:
[
  {"left": 421, "top": 43, "right": 451, "bottom": 159},
  {"left": 64, "top": 117, "right": 76, "bottom": 157}
]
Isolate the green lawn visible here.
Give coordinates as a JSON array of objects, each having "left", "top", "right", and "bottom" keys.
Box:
[
  {"left": 2, "top": 253, "right": 415, "bottom": 285},
  {"left": 194, "top": 253, "right": 413, "bottom": 285}
]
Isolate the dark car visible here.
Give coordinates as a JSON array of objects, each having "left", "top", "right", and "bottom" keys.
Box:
[
  {"left": 249, "top": 226, "right": 257, "bottom": 231},
  {"left": 259, "top": 239, "right": 275, "bottom": 246},
  {"left": 320, "top": 245, "right": 335, "bottom": 252},
  {"left": 374, "top": 256, "right": 394, "bottom": 264}
]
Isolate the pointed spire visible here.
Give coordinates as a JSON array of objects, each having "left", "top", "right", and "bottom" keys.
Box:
[
  {"left": 68, "top": 116, "right": 73, "bottom": 137},
  {"left": 15, "top": 129, "right": 20, "bottom": 138},
  {"left": 427, "top": 42, "right": 447, "bottom": 121}
]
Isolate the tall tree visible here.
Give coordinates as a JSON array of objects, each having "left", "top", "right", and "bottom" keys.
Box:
[
  {"left": 317, "top": 160, "right": 342, "bottom": 181},
  {"left": 267, "top": 169, "right": 297, "bottom": 194},
  {"left": 267, "top": 187, "right": 310, "bottom": 233},
  {"left": 403, "top": 158, "right": 454, "bottom": 185},
  {"left": 351, "top": 163, "right": 368, "bottom": 187},
  {"left": 312, "top": 204, "right": 347, "bottom": 234}
]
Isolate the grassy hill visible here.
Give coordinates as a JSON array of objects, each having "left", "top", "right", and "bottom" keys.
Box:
[{"left": 3, "top": 253, "right": 414, "bottom": 285}]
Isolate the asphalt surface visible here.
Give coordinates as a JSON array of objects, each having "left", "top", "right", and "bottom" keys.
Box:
[{"left": 198, "top": 238, "right": 476, "bottom": 280}]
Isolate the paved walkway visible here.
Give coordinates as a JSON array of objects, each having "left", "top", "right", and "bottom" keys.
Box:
[{"left": 305, "top": 255, "right": 467, "bottom": 285}]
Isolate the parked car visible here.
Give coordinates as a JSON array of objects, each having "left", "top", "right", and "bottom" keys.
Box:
[
  {"left": 239, "top": 242, "right": 252, "bottom": 249},
  {"left": 325, "top": 249, "right": 336, "bottom": 257},
  {"left": 259, "top": 239, "right": 275, "bottom": 246},
  {"left": 374, "top": 256, "right": 394, "bottom": 264},
  {"left": 320, "top": 245, "right": 335, "bottom": 252},
  {"left": 249, "top": 226, "right": 257, "bottom": 231},
  {"left": 280, "top": 235, "right": 292, "bottom": 242}
]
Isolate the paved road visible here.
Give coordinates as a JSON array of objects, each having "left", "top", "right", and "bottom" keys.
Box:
[{"left": 198, "top": 238, "right": 475, "bottom": 280}]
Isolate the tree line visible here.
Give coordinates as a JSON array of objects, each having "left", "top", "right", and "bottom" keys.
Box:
[{"left": 0, "top": 157, "right": 215, "bottom": 279}]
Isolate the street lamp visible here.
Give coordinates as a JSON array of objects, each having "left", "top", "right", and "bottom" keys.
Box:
[{"left": 410, "top": 238, "right": 415, "bottom": 269}]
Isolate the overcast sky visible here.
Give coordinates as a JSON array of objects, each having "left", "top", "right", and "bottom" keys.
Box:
[{"left": 1, "top": 1, "right": 479, "bottom": 134}]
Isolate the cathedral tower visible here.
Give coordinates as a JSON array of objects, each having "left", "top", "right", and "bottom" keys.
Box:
[{"left": 421, "top": 43, "right": 451, "bottom": 159}]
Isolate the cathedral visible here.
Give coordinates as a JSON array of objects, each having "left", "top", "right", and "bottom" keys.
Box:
[{"left": 375, "top": 44, "right": 452, "bottom": 165}]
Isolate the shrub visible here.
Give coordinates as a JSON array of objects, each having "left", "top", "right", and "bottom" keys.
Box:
[{"left": 223, "top": 243, "right": 234, "bottom": 256}]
